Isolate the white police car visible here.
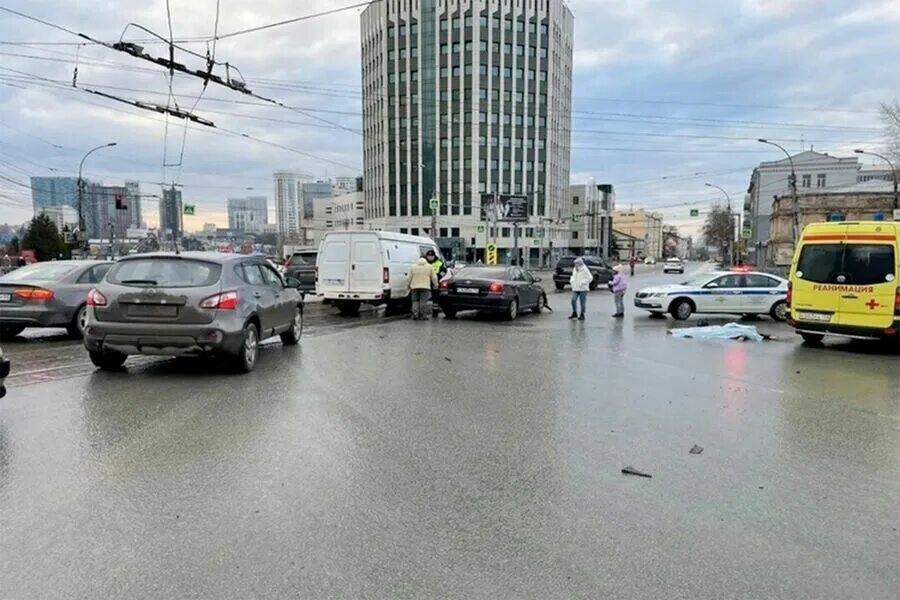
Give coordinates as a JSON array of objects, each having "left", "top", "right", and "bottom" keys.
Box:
[{"left": 634, "top": 270, "right": 789, "bottom": 321}]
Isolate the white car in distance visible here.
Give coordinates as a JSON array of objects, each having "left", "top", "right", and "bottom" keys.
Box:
[
  {"left": 663, "top": 258, "right": 684, "bottom": 273},
  {"left": 633, "top": 270, "right": 788, "bottom": 321}
]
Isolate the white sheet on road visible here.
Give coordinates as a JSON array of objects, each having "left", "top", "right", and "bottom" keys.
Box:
[{"left": 669, "top": 322, "right": 767, "bottom": 342}]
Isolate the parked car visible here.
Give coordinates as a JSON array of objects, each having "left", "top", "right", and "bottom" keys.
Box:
[
  {"left": 283, "top": 250, "right": 317, "bottom": 294},
  {"left": 633, "top": 270, "right": 788, "bottom": 320},
  {"left": 0, "top": 344, "right": 8, "bottom": 398},
  {"left": 0, "top": 260, "right": 113, "bottom": 338},
  {"left": 552, "top": 256, "right": 614, "bottom": 291},
  {"left": 437, "top": 265, "right": 546, "bottom": 320},
  {"left": 317, "top": 231, "right": 442, "bottom": 316},
  {"left": 663, "top": 257, "right": 685, "bottom": 274},
  {"left": 83, "top": 252, "right": 304, "bottom": 373},
  {"left": 644, "top": 257, "right": 657, "bottom": 265}
]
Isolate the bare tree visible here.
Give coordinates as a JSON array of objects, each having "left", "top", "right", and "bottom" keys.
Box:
[
  {"left": 882, "top": 101, "right": 900, "bottom": 161},
  {"left": 702, "top": 206, "right": 733, "bottom": 261}
]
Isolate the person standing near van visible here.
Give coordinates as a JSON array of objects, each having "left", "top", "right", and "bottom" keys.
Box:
[
  {"left": 407, "top": 258, "right": 438, "bottom": 320},
  {"left": 568, "top": 257, "right": 592, "bottom": 320},
  {"left": 424, "top": 249, "right": 447, "bottom": 317},
  {"left": 610, "top": 265, "right": 628, "bottom": 318}
]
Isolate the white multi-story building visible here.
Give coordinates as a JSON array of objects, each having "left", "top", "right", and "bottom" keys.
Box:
[
  {"left": 332, "top": 176, "right": 360, "bottom": 196},
  {"left": 227, "top": 196, "right": 268, "bottom": 233},
  {"left": 273, "top": 171, "right": 306, "bottom": 242},
  {"left": 745, "top": 150, "right": 860, "bottom": 260},
  {"left": 360, "top": 0, "right": 574, "bottom": 263}
]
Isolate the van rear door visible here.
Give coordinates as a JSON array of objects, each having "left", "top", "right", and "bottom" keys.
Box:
[
  {"left": 349, "top": 233, "right": 383, "bottom": 294},
  {"left": 317, "top": 235, "right": 350, "bottom": 295},
  {"left": 834, "top": 242, "right": 896, "bottom": 328}
]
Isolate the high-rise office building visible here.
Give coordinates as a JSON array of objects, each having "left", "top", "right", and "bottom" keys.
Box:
[
  {"left": 360, "top": 0, "right": 574, "bottom": 262},
  {"left": 84, "top": 181, "right": 143, "bottom": 239},
  {"left": 227, "top": 196, "right": 268, "bottom": 233},
  {"left": 273, "top": 171, "right": 306, "bottom": 242},
  {"left": 159, "top": 188, "right": 183, "bottom": 241},
  {"left": 30, "top": 177, "right": 79, "bottom": 213}
]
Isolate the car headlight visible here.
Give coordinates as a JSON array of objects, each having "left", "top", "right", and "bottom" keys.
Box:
[{"left": 653, "top": 292, "right": 667, "bottom": 298}]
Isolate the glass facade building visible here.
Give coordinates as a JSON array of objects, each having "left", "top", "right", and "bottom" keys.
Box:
[{"left": 361, "top": 0, "right": 574, "bottom": 258}]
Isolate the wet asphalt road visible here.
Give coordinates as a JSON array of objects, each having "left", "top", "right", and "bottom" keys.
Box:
[{"left": 1, "top": 264, "right": 898, "bottom": 599}]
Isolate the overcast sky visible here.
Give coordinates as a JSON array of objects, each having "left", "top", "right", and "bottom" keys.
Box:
[{"left": 1, "top": 0, "right": 898, "bottom": 235}]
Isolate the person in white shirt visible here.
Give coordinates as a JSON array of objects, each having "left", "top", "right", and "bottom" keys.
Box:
[{"left": 568, "top": 257, "right": 592, "bottom": 321}]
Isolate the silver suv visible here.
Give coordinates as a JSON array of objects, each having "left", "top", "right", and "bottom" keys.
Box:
[{"left": 83, "top": 252, "right": 304, "bottom": 373}]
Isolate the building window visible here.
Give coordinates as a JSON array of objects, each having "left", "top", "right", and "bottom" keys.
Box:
[
  {"left": 817, "top": 173, "right": 826, "bottom": 188},
  {"left": 440, "top": 227, "right": 449, "bottom": 237},
  {"left": 492, "top": 16, "right": 500, "bottom": 29},
  {"left": 453, "top": 42, "right": 461, "bottom": 53},
  {"left": 492, "top": 65, "right": 500, "bottom": 77},
  {"left": 539, "top": 71, "right": 547, "bottom": 82},
  {"left": 801, "top": 174, "right": 811, "bottom": 188},
  {"left": 388, "top": 49, "right": 396, "bottom": 60},
  {"left": 441, "top": 43, "right": 449, "bottom": 54},
  {"left": 451, "top": 227, "right": 460, "bottom": 237},
  {"left": 502, "top": 227, "right": 511, "bottom": 237},
  {"left": 573, "top": 195, "right": 580, "bottom": 205},
  {"left": 516, "top": 45, "right": 525, "bottom": 56},
  {"left": 479, "top": 16, "right": 488, "bottom": 27},
  {"left": 478, "top": 159, "right": 486, "bottom": 169},
  {"left": 515, "top": 68, "right": 524, "bottom": 79},
  {"left": 464, "top": 16, "right": 473, "bottom": 27},
  {"left": 539, "top": 47, "right": 547, "bottom": 58},
  {"left": 573, "top": 231, "right": 579, "bottom": 240}
]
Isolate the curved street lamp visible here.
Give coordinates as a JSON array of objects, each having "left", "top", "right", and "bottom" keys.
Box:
[
  {"left": 758, "top": 138, "right": 800, "bottom": 247},
  {"left": 854, "top": 149, "right": 898, "bottom": 210},
  {"left": 77, "top": 142, "right": 117, "bottom": 248},
  {"left": 705, "top": 182, "right": 738, "bottom": 265}
]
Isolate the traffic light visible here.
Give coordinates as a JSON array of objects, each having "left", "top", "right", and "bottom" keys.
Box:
[{"left": 115, "top": 193, "right": 127, "bottom": 210}]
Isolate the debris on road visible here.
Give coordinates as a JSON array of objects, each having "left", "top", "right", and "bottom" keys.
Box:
[
  {"left": 689, "top": 444, "right": 704, "bottom": 455},
  {"left": 621, "top": 466, "right": 652, "bottom": 478},
  {"left": 669, "top": 322, "right": 775, "bottom": 342},
  {"left": 444, "top": 356, "right": 452, "bottom": 362}
]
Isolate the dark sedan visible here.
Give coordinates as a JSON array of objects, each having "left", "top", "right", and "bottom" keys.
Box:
[
  {"left": 284, "top": 251, "right": 317, "bottom": 294},
  {"left": 0, "top": 260, "right": 113, "bottom": 338},
  {"left": 437, "top": 266, "right": 545, "bottom": 320}
]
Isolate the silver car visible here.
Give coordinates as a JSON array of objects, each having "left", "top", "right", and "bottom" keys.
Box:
[
  {"left": 83, "top": 252, "right": 304, "bottom": 373},
  {"left": 0, "top": 260, "right": 113, "bottom": 338}
]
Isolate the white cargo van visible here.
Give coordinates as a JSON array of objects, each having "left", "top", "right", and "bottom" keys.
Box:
[{"left": 316, "top": 231, "right": 442, "bottom": 315}]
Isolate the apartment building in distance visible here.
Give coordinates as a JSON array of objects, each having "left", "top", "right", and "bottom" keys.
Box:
[
  {"left": 614, "top": 209, "right": 663, "bottom": 260},
  {"left": 565, "top": 178, "right": 615, "bottom": 258},
  {"left": 360, "top": 0, "right": 574, "bottom": 263},
  {"left": 227, "top": 196, "right": 268, "bottom": 233}
]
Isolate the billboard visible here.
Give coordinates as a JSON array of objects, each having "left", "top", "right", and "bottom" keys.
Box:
[{"left": 481, "top": 194, "right": 529, "bottom": 223}]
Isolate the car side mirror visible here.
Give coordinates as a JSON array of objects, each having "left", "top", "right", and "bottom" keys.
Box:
[{"left": 285, "top": 277, "right": 301, "bottom": 289}]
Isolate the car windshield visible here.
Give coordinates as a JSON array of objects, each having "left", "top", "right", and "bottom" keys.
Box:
[
  {"left": 288, "top": 253, "right": 316, "bottom": 266},
  {"left": 680, "top": 275, "right": 713, "bottom": 287},
  {"left": 0, "top": 263, "right": 78, "bottom": 281},
  {"left": 455, "top": 267, "right": 508, "bottom": 279},
  {"left": 797, "top": 243, "right": 895, "bottom": 285},
  {"left": 107, "top": 258, "right": 222, "bottom": 287}
]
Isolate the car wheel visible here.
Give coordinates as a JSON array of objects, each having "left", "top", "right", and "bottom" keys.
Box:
[
  {"left": 67, "top": 304, "right": 88, "bottom": 338},
  {"left": 770, "top": 300, "right": 787, "bottom": 322},
  {"left": 800, "top": 332, "right": 824, "bottom": 345},
  {"left": 337, "top": 300, "right": 360, "bottom": 316},
  {"left": 506, "top": 297, "right": 519, "bottom": 320},
  {"left": 280, "top": 306, "right": 303, "bottom": 345},
  {"left": 670, "top": 298, "right": 694, "bottom": 320},
  {"left": 589, "top": 276, "right": 599, "bottom": 291},
  {"left": 0, "top": 325, "right": 25, "bottom": 338},
  {"left": 554, "top": 282, "right": 565, "bottom": 291},
  {"left": 533, "top": 299, "right": 544, "bottom": 314},
  {"left": 230, "top": 322, "right": 259, "bottom": 373},
  {"left": 89, "top": 349, "right": 127, "bottom": 370}
]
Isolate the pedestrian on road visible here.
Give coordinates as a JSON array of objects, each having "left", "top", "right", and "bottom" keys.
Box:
[
  {"left": 424, "top": 249, "right": 447, "bottom": 317},
  {"left": 568, "top": 257, "right": 592, "bottom": 321},
  {"left": 629, "top": 255, "right": 636, "bottom": 276},
  {"left": 407, "top": 257, "right": 438, "bottom": 320},
  {"left": 611, "top": 265, "right": 628, "bottom": 318}
]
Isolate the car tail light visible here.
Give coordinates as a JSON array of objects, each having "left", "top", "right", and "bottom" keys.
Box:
[
  {"left": 786, "top": 281, "right": 792, "bottom": 308},
  {"left": 200, "top": 291, "right": 238, "bottom": 310},
  {"left": 87, "top": 288, "right": 107, "bottom": 307},
  {"left": 488, "top": 281, "right": 505, "bottom": 293},
  {"left": 383, "top": 267, "right": 390, "bottom": 284},
  {"left": 439, "top": 280, "right": 449, "bottom": 289},
  {"left": 14, "top": 287, "right": 54, "bottom": 301},
  {"left": 894, "top": 287, "right": 900, "bottom": 316}
]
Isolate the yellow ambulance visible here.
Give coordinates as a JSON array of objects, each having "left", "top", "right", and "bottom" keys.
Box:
[{"left": 788, "top": 221, "right": 900, "bottom": 344}]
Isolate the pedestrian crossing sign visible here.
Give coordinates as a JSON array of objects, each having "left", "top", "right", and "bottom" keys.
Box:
[
  {"left": 476, "top": 223, "right": 486, "bottom": 234},
  {"left": 183, "top": 204, "right": 195, "bottom": 216}
]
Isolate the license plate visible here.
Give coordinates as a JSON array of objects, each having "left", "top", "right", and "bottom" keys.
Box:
[
  {"left": 457, "top": 287, "right": 479, "bottom": 294},
  {"left": 0, "top": 293, "right": 10, "bottom": 302},
  {"left": 796, "top": 311, "right": 831, "bottom": 322},
  {"left": 127, "top": 304, "right": 178, "bottom": 317}
]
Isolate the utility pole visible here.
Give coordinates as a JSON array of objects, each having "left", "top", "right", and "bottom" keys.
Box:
[
  {"left": 854, "top": 149, "right": 898, "bottom": 211},
  {"left": 108, "top": 221, "right": 115, "bottom": 259}
]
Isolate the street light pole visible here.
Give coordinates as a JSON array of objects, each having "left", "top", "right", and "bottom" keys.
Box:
[
  {"left": 854, "top": 149, "right": 899, "bottom": 211},
  {"left": 77, "top": 142, "right": 117, "bottom": 251},
  {"left": 705, "top": 182, "right": 735, "bottom": 265},
  {"left": 758, "top": 138, "right": 799, "bottom": 246}
]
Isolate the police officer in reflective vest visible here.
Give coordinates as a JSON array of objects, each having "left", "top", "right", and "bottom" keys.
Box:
[{"left": 424, "top": 249, "right": 447, "bottom": 316}]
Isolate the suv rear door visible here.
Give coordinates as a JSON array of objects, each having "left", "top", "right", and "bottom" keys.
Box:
[{"left": 100, "top": 257, "right": 223, "bottom": 325}]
